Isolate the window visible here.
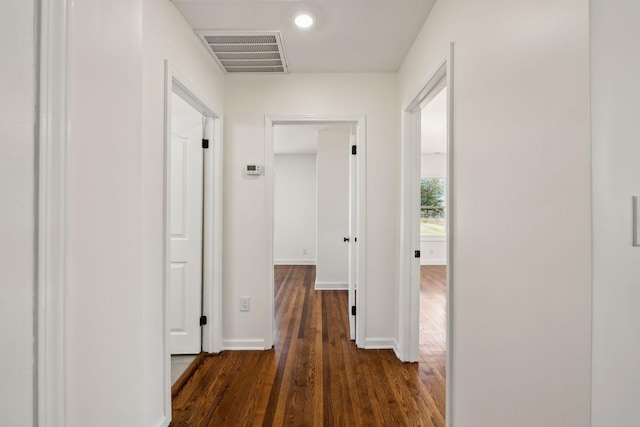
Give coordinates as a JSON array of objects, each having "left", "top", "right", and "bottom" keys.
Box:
[{"left": 420, "top": 178, "right": 445, "bottom": 237}]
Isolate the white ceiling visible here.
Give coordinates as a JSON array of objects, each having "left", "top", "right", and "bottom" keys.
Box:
[
  {"left": 421, "top": 86, "right": 447, "bottom": 154},
  {"left": 172, "top": 0, "right": 437, "bottom": 73}
]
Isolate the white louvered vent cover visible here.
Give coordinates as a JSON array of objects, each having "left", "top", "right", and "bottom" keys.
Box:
[{"left": 196, "top": 31, "right": 289, "bottom": 74}]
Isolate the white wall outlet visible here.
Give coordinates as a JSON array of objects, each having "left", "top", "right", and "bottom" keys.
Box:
[
  {"left": 240, "top": 296, "right": 250, "bottom": 312},
  {"left": 302, "top": 248, "right": 308, "bottom": 255},
  {"left": 429, "top": 248, "right": 434, "bottom": 255}
]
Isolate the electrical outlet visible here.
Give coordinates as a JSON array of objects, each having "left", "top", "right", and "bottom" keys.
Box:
[
  {"left": 428, "top": 248, "right": 434, "bottom": 255},
  {"left": 240, "top": 296, "right": 250, "bottom": 312},
  {"left": 302, "top": 248, "right": 308, "bottom": 255}
]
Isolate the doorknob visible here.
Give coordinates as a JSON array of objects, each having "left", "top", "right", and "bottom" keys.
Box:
[{"left": 344, "top": 237, "right": 350, "bottom": 242}]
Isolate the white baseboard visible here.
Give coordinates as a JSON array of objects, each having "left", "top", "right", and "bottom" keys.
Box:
[
  {"left": 390, "top": 342, "right": 416, "bottom": 362},
  {"left": 364, "top": 337, "right": 397, "bottom": 349},
  {"left": 222, "top": 339, "right": 267, "bottom": 350},
  {"left": 314, "top": 281, "right": 348, "bottom": 290},
  {"left": 274, "top": 259, "right": 316, "bottom": 266},
  {"left": 392, "top": 340, "right": 402, "bottom": 360},
  {"left": 153, "top": 416, "right": 168, "bottom": 427},
  {"left": 420, "top": 259, "right": 447, "bottom": 266}
]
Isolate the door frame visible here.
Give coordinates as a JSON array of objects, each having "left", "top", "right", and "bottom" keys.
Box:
[
  {"left": 347, "top": 126, "right": 357, "bottom": 340},
  {"left": 399, "top": 44, "right": 454, "bottom": 425},
  {"left": 37, "top": 0, "right": 70, "bottom": 425},
  {"left": 265, "top": 115, "right": 367, "bottom": 349},
  {"left": 163, "top": 61, "right": 223, "bottom": 420}
]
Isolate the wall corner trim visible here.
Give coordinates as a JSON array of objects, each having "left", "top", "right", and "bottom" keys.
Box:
[
  {"left": 37, "top": 0, "right": 70, "bottom": 426},
  {"left": 153, "top": 415, "right": 169, "bottom": 427}
]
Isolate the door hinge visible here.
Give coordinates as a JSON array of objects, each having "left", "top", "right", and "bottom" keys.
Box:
[
  {"left": 351, "top": 305, "right": 356, "bottom": 316},
  {"left": 351, "top": 145, "right": 357, "bottom": 155},
  {"left": 202, "top": 138, "right": 209, "bottom": 149},
  {"left": 199, "top": 315, "right": 207, "bottom": 326},
  {"left": 415, "top": 250, "right": 421, "bottom": 258}
]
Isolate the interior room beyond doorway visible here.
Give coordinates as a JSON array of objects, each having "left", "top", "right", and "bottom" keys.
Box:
[
  {"left": 273, "top": 124, "right": 352, "bottom": 290},
  {"left": 266, "top": 116, "right": 365, "bottom": 348},
  {"left": 418, "top": 85, "right": 448, "bottom": 424}
]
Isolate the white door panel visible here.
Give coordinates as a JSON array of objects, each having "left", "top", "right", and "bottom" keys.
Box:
[
  {"left": 169, "top": 93, "right": 204, "bottom": 355},
  {"left": 170, "top": 136, "right": 187, "bottom": 237},
  {"left": 169, "top": 262, "right": 188, "bottom": 332}
]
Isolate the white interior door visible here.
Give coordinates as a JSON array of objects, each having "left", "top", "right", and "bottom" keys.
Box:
[
  {"left": 348, "top": 126, "right": 358, "bottom": 340},
  {"left": 169, "top": 93, "right": 204, "bottom": 355}
]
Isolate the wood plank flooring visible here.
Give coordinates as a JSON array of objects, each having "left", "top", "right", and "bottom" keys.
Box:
[
  {"left": 171, "top": 265, "right": 446, "bottom": 426},
  {"left": 419, "top": 265, "right": 447, "bottom": 420}
]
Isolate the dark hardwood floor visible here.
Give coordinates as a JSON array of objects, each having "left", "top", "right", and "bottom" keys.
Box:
[
  {"left": 419, "top": 265, "right": 447, "bottom": 420},
  {"left": 171, "top": 265, "right": 446, "bottom": 426}
]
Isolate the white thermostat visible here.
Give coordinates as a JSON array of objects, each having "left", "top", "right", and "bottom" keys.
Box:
[{"left": 245, "top": 164, "right": 262, "bottom": 175}]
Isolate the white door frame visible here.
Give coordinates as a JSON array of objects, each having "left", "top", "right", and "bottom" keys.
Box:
[
  {"left": 399, "top": 44, "right": 454, "bottom": 426},
  {"left": 265, "top": 115, "right": 367, "bottom": 349},
  {"left": 37, "top": 1, "right": 70, "bottom": 426},
  {"left": 348, "top": 126, "right": 357, "bottom": 340},
  {"left": 163, "top": 61, "right": 224, "bottom": 421}
]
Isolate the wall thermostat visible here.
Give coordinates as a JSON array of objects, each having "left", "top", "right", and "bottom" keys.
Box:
[{"left": 245, "top": 164, "right": 262, "bottom": 175}]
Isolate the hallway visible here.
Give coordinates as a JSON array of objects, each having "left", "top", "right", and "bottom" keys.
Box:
[{"left": 171, "top": 265, "right": 444, "bottom": 426}]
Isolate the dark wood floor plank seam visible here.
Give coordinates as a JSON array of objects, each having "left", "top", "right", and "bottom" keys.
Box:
[{"left": 297, "top": 265, "right": 313, "bottom": 339}]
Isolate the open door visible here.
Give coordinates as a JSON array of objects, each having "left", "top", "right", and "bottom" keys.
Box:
[
  {"left": 348, "top": 126, "right": 358, "bottom": 340},
  {"left": 169, "top": 93, "right": 204, "bottom": 355}
]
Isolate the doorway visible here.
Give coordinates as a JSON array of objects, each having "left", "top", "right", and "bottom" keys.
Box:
[
  {"left": 272, "top": 124, "right": 358, "bottom": 338},
  {"left": 265, "top": 116, "right": 366, "bottom": 348},
  {"left": 418, "top": 85, "right": 448, "bottom": 422},
  {"left": 163, "top": 62, "right": 223, "bottom": 421},
  {"left": 399, "top": 45, "right": 454, "bottom": 426}
]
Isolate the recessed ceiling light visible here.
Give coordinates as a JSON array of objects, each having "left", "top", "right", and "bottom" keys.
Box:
[{"left": 294, "top": 13, "right": 314, "bottom": 29}]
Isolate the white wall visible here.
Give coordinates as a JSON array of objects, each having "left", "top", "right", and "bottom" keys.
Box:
[
  {"left": 142, "top": 0, "right": 224, "bottom": 424},
  {"left": 316, "top": 128, "right": 350, "bottom": 288},
  {"left": 419, "top": 240, "right": 447, "bottom": 266},
  {"left": 67, "top": 1, "right": 145, "bottom": 425},
  {"left": 224, "top": 74, "right": 399, "bottom": 345},
  {"left": 591, "top": 1, "right": 640, "bottom": 425},
  {"left": 62, "top": 0, "right": 226, "bottom": 426},
  {"left": 421, "top": 154, "right": 447, "bottom": 265},
  {"left": 274, "top": 154, "right": 317, "bottom": 265},
  {"left": 399, "top": 0, "right": 591, "bottom": 425},
  {"left": 421, "top": 153, "right": 446, "bottom": 178},
  {"left": 0, "top": 1, "right": 35, "bottom": 425}
]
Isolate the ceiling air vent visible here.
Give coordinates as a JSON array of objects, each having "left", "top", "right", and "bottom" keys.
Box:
[{"left": 196, "top": 31, "right": 289, "bottom": 74}]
